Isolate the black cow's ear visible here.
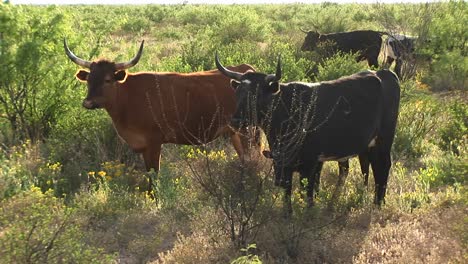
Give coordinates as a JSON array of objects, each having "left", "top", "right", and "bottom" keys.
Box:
[
  {"left": 75, "top": 70, "right": 89, "bottom": 82},
  {"left": 230, "top": 79, "right": 241, "bottom": 90},
  {"left": 115, "top": 70, "right": 127, "bottom": 83},
  {"left": 268, "top": 81, "right": 280, "bottom": 95}
]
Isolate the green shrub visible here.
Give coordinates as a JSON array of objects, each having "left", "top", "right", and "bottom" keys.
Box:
[
  {"left": 392, "top": 93, "right": 439, "bottom": 160},
  {"left": 424, "top": 50, "right": 468, "bottom": 91},
  {"left": 0, "top": 187, "right": 113, "bottom": 263},
  {"left": 0, "top": 141, "right": 41, "bottom": 200},
  {"left": 438, "top": 99, "right": 467, "bottom": 154},
  {"left": 314, "top": 52, "right": 368, "bottom": 82},
  {"left": 121, "top": 16, "right": 151, "bottom": 33},
  {"left": 213, "top": 7, "right": 271, "bottom": 45},
  {"left": 231, "top": 244, "right": 262, "bottom": 264},
  {"left": 420, "top": 145, "right": 467, "bottom": 188}
]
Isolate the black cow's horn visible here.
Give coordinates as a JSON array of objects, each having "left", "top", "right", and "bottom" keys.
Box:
[
  {"left": 64, "top": 38, "right": 92, "bottom": 69},
  {"left": 215, "top": 52, "right": 243, "bottom": 81},
  {"left": 115, "top": 40, "right": 145, "bottom": 71},
  {"left": 266, "top": 55, "right": 282, "bottom": 83},
  {"left": 300, "top": 27, "right": 309, "bottom": 34}
]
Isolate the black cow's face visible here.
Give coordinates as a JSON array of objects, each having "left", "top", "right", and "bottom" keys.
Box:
[
  {"left": 230, "top": 72, "right": 281, "bottom": 128},
  {"left": 301, "top": 31, "right": 320, "bottom": 51},
  {"left": 215, "top": 54, "right": 282, "bottom": 129},
  {"left": 75, "top": 61, "right": 127, "bottom": 109}
]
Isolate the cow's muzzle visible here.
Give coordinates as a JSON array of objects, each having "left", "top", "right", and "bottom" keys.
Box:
[{"left": 82, "top": 99, "right": 99, "bottom": 110}]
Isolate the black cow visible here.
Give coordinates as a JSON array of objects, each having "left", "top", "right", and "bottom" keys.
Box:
[
  {"left": 301, "top": 30, "right": 385, "bottom": 68},
  {"left": 216, "top": 54, "right": 400, "bottom": 213},
  {"left": 383, "top": 35, "right": 416, "bottom": 79}
]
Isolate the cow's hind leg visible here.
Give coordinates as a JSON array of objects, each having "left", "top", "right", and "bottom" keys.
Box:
[
  {"left": 326, "top": 160, "right": 349, "bottom": 209},
  {"left": 230, "top": 133, "right": 245, "bottom": 160},
  {"left": 358, "top": 152, "right": 370, "bottom": 187},
  {"left": 310, "top": 162, "right": 323, "bottom": 196},
  {"left": 368, "top": 147, "right": 391, "bottom": 206},
  {"left": 337, "top": 160, "right": 349, "bottom": 186}
]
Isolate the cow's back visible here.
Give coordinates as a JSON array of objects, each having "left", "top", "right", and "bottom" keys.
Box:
[
  {"left": 312, "top": 73, "right": 383, "bottom": 155},
  {"left": 329, "top": 30, "right": 383, "bottom": 54},
  {"left": 271, "top": 72, "right": 384, "bottom": 164},
  {"left": 120, "top": 64, "right": 254, "bottom": 145}
]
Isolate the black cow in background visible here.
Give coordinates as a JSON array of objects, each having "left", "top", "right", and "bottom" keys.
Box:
[
  {"left": 301, "top": 30, "right": 385, "bottom": 68},
  {"left": 383, "top": 34, "right": 417, "bottom": 79},
  {"left": 216, "top": 54, "right": 400, "bottom": 214}
]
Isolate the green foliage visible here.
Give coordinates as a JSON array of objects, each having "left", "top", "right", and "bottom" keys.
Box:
[
  {"left": 438, "top": 99, "right": 468, "bottom": 154},
  {"left": 303, "top": 3, "right": 360, "bottom": 33},
  {"left": 424, "top": 50, "right": 468, "bottom": 91},
  {"left": 0, "top": 187, "right": 113, "bottom": 263},
  {"left": 0, "top": 141, "right": 41, "bottom": 200},
  {"left": 427, "top": 1, "right": 467, "bottom": 56},
  {"left": 314, "top": 52, "right": 368, "bottom": 82},
  {"left": 213, "top": 7, "right": 271, "bottom": 45},
  {"left": 0, "top": 3, "right": 467, "bottom": 263},
  {"left": 393, "top": 91, "right": 439, "bottom": 160},
  {"left": 0, "top": 5, "right": 77, "bottom": 142},
  {"left": 231, "top": 244, "right": 262, "bottom": 264}
]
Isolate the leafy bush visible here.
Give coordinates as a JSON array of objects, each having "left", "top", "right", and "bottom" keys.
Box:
[
  {"left": 186, "top": 147, "right": 275, "bottom": 247},
  {"left": 314, "top": 52, "right": 368, "bottom": 82},
  {"left": 438, "top": 99, "right": 467, "bottom": 154},
  {"left": 0, "top": 141, "right": 41, "bottom": 200},
  {"left": 213, "top": 7, "right": 271, "bottom": 45},
  {"left": 0, "top": 187, "right": 113, "bottom": 263},
  {"left": 0, "top": 5, "right": 77, "bottom": 142},
  {"left": 392, "top": 92, "right": 440, "bottom": 160},
  {"left": 424, "top": 50, "right": 468, "bottom": 91}
]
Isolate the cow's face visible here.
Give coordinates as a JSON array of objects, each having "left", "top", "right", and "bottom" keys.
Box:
[
  {"left": 215, "top": 53, "right": 282, "bottom": 129},
  {"left": 75, "top": 61, "right": 127, "bottom": 109},
  {"left": 301, "top": 31, "right": 320, "bottom": 51},
  {"left": 230, "top": 72, "right": 280, "bottom": 128},
  {"left": 64, "top": 39, "right": 144, "bottom": 110}
]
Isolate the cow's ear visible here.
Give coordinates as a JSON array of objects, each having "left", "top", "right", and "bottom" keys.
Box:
[
  {"left": 114, "top": 70, "right": 127, "bottom": 83},
  {"left": 75, "top": 70, "right": 89, "bottom": 82},
  {"left": 230, "top": 79, "right": 241, "bottom": 90},
  {"left": 268, "top": 81, "right": 280, "bottom": 95}
]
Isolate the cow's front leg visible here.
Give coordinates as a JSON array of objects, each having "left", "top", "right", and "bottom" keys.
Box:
[
  {"left": 142, "top": 143, "right": 162, "bottom": 197},
  {"left": 277, "top": 167, "right": 294, "bottom": 217},
  {"left": 299, "top": 162, "right": 319, "bottom": 208}
]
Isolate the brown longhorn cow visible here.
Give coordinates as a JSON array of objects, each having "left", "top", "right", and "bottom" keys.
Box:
[{"left": 64, "top": 39, "right": 256, "bottom": 192}]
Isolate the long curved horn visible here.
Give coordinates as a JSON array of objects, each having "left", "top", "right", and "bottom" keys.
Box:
[
  {"left": 215, "top": 52, "right": 243, "bottom": 81},
  {"left": 115, "top": 40, "right": 144, "bottom": 71},
  {"left": 300, "top": 27, "right": 309, "bottom": 34},
  {"left": 64, "top": 38, "right": 92, "bottom": 69},
  {"left": 266, "top": 55, "right": 282, "bottom": 83}
]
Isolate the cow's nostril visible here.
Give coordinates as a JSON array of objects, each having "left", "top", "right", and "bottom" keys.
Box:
[{"left": 82, "top": 99, "right": 96, "bottom": 109}]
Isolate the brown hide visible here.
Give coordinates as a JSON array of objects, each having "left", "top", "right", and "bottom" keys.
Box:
[{"left": 100, "top": 64, "right": 255, "bottom": 170}]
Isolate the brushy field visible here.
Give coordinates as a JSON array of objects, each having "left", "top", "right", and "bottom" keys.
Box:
[{"left": 0, "top": 1, "right": 467, "bottom": 263}]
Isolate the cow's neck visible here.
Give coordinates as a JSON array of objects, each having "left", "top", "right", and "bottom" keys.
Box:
[{"left": 104, "top": 82, "right": 127, "bottom": 125}]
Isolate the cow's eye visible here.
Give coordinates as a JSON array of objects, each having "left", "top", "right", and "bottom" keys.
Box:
[{"left": 105, "top": 79, "right": 112, "bottom": 83}]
